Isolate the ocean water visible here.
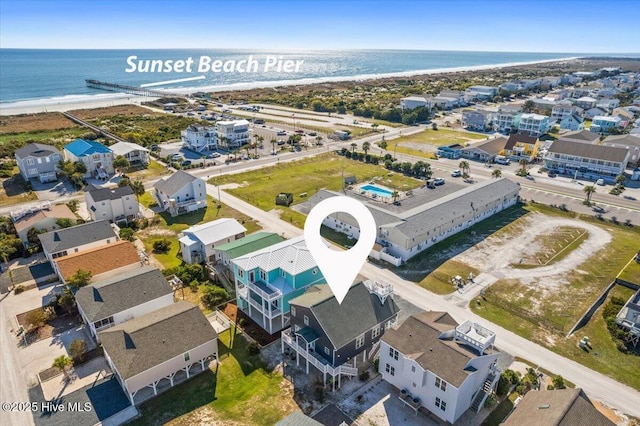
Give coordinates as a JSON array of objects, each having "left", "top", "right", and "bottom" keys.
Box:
[{"left": 0, "top": 49, "right": 627, "bottom": 104}]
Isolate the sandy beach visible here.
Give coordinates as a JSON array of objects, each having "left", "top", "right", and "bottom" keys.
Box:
[{"left": 0, "top": 56, "right": 580, "bottom": 116}]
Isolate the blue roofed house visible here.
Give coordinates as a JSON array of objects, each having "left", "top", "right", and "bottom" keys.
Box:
[
  {"left": 231, "top": 236, "right": 326, "bottom": 334},
  {"left": 64, "top": 139, "right": 114, "bottom": 179}
]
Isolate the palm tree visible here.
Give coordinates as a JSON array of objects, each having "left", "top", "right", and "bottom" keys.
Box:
[
  {"left": 270, "top": 138, "right": 277, "bottom": 152},
  {"left": 492, "top": 169, "right": 502, "bottom": 179},
  {"left": 362, "top": 141, "right": 371, "bottom": 155},
  {"left": 616, "top": 174, "right": 626, "bottom": 187},
  {"left": 391, "top": 190, "right": 399, "bottom": 204},
  {"left": 220, "top": 136, "right": 229, "bottom": 150},
  {"left": 519, "top": 158, "right": 528, "bottom": 176},
  {"left": 371, "top": 123, "right": 379, "bottom": 132},
  {"left": 459, "top": 160, "right": 470, "bottom": 176},
  {"left": 316, "top": 135, "right": 323, "bottom": 146},
  {"left": 583, "top": 185, "right": 596, "bottom": 205},
  {"left": 351, "top": 142, "right": 357, "bottom": 154},
  {"left": 52, "top": 355, "right": 72, "bottom": 380},
  {"left": 232, "top": 149, "right": 240, "bottom": 162}
]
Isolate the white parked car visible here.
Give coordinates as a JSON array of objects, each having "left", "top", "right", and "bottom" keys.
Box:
[
  {"left": 451, "top": 170, "right": 461, "bottom": 177},
  {"left": 596, "top": 179, "right": 605, "bottom": 186}
]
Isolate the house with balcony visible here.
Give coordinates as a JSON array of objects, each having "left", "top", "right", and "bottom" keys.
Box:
[
  {"left": 64, "top": 139, "right": 114, "bottom": 179},
  {"left": 12, "top": 203, "right": 76, "bottom": 245},
  {"left": 216, "top": 120, "right": 250, "bottom": 149},
  {"left": 503, "top": 388, "right": 615, "bottom": 426},
  {"left": 181, "top": 125, "right": 217, "bottom": 152},
  {"left": 460, "top": 137, "right": 508, "bottom": 163},
  {"left": 544, "top": 139, "right": 629, "bottom": 182},
  {"left": 38, "top": 220, "right": 119, "bottom": 276},
  {"left": 282, "top": 280, "right": 399, "bottom": 390},
  {"left": 590, "top": 115, "right": 626, "bottom": 134},
  {"left": 232, "top": 235, "right": 326, "bottom": 334},
  {"left": 15, "top": 143, "right": 62, "bottom": 183},
  {"left": 152, "top": 170, "right": 207, "bottom": 217},
  {"left": 380, "top": 311, "right": 499, "bottom": 423},
  {"left": 560, "top": 114, "right": 585, "bottom": 131},
  {"left": 75, "top": 266, "right": 174, "bottom": 339},
  {"left": 461, "top": 109, "right": 493, "bottom": 131},
  {"left": 517, "top": 113, "right": 550, "bottom": 137},
  {"left": 99, "top": 301, "right": 218, "bottom": 405},
  {"left": 438, "top": 90, "right": 466, "bottom": 106},
  {"left": 464, "top": 85, "right": 498, "bottom": 101},
  {"left": 502, "top": 133, "right": 539, "bottom": 161},
  {"left": 551, "top": 105, "right": 583, "bottom": 122},
  {"left": 584, "top": 107, "right": 607, "bottom": 120},
  {"left": 493, "top": 106, "right": 522, "bottom": 134},
  {"left": 85, "top": 185, "right": 140, "bottom": 224},
  {"left": 109, "top": 141, "right": 149, "bottom": 166},
  {"left": 179, "top": 218, "right": 246, "bottom": 264},
  {"left": 602, "top": 134, "right": 640, "bottom": 167}
]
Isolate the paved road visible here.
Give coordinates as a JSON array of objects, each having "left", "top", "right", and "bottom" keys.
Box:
[{"left": 209, "top": 184, "right": 640, "bottom": 418}]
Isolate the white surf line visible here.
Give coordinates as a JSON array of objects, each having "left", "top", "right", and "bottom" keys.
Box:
[{"left": 140, "top": 75, "right": 206, "bottom": 88}]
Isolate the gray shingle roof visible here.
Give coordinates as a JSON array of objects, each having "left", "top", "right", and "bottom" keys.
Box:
[
  {"left": 559, "top": 129, "right": 600, "bottom": 143},
  {"left": 503, "top": 388, "right": 614, "bottom": 426},
  {"left": 603, "top": 134, "right": 640, "bottom": 149},
  {"left": 505, "top": 132, "right": 538, "bottom": 150},
  {"left": 38, "top": 220, "right": 117, "bottom": 254},
  {"left": 291, "top": 282, "right": 399, "bottom": 349},
  {"left": 98, "top": 301, "right": 217, "bottom": 380},
  {"left": 75, "top": 266, "right": 172, "bottom": 322},
  {"left": 15, "top": 143, "right": 61, "bottom": 159},
  {"left": 462, "top": 137, "right": 509, "bottom": 156},
  {"left": 549, "top": 139, "right": 629, "bottom": 163},
  {"left": 381, "top": 311, "right": 482, "bottom": 387},
  {"left": 87, "top": 185, "right": 134, "bottom": 202},
  {"left": 154, "top": 170, "right": 199, "bottom": 196}
]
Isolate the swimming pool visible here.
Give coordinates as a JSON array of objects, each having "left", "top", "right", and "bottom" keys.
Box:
[{"left": 360, "top": 184, "right": 393, "bottom": 198}]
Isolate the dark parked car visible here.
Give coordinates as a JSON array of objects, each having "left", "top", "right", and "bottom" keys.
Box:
[{"left": 181, "top": 160, "right": 192, "bottom": 167}]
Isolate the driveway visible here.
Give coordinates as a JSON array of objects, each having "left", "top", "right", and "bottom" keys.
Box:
[{"left": 30, "top": 179, "right": 77, "bottom": 201}]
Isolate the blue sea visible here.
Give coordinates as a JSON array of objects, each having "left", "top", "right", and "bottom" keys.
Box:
[{"left": 0, "top": 49, "right": 635, "bottom": 104}]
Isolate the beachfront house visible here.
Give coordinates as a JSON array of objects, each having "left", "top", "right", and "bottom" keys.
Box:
[
  {"left": 109, "top": 141, "right": 150, "bottom": 166},
  {"left": 281, "top": 280, "right": 399, "bottom": 390},
  {"left": 464, "top": 86, "right": 498, "bottom": 101},
  {"left": 152, "top": 170, "right": 207, "bottom": 217},
  {"left": 99, "top": 301, "right": 218, "bottom": 405},
  {"left": 216, "top": 120, "right": 250, "bottom": 149},
  {"left": 181, "top": 125, "right": 217, "bottom": 152},
  {"left": 400, "top": 95, "right": 432, "bottom": 110},
  {"left": 380, "top": 311, "right": 500, "bottom": 423},
  {"left": 503, "top": 388, "right": 615, "bottom": 426},
  {"left": 231, "top": 235, "right": 326, "bottom": 334},
  {"left": 501, "top": 132, "right": 539, "bottom": 161},
  {"left": 75, "top": 266, "right": 174, "bottom": 339},
  {"left": 11, "top": 203, "right": 76, "bottom": 245},
  {"left": 517, "top": 113, "right": 550, "bottom": 137},
  {"left": 63, "top": 139, "right": 114, "bottom": 179},
  {"left": 85, "top": 185, "right": 140, "bottom": 224},
  {"left": 178, "top": 218, "right": 246, "bottom": 264},
  {"left": 38, "top": 220, "right": 119, "bottom": 276},
  {"left": 461, "top": 109, "right": 494, "bottom": 131},
  {"left": 15, "top": 143, "right": 62, "bottom": 183},
  {"left": 54, "top": 240, "right": 142, "bottom": 285},
  {"left": 544, "top": 139, "right": 629, "bottom": 183}
]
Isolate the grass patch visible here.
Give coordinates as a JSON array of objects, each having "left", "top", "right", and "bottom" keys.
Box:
[
  {"left": 0, "top": 127, "right": 90, "bottom": 158},
  {"left": 320, "top": 224, "right": 357, "bottom": 248},
  {"left": 381, "top": 128, "right": 486, "bottom": 160},
  {"left": 126, "top": 159, "right": 169, "bottom": 180},
  {"left": 0, "top": 174, "right": 39, "bottom": 206},
  {"left": 142, "top": 237, "right": 182, "bottom": 269},
  {"left": 130, "top": 328, "right": 295, "bottom": 426},
  {"left": 511, "top": 226, "right": 588, "bottom": 268},
  {"left": 418, "top": 260, "right": 480, "bottom": 295},
  {"left": 482, "top": 397, "right": 514, "bottom": 426},
  {"left": 618, "top": 259, "right": 640, "bottom": 284},
  {"left": 215, "top": 152, "right": 422, "bottom": 217}
]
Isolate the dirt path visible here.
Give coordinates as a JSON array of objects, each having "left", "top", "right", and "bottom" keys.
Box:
[{"left": 458, "top": 213, "right": 612, "bottom": 288}]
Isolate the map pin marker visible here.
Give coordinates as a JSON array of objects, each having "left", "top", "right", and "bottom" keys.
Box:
[{"left": 304, "top": 196, "right": 376, "bottom": 304}]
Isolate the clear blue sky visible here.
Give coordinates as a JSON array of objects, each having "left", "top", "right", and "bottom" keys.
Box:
[{"left": 1, "top": 0, "right": 638, "bottom": 52}]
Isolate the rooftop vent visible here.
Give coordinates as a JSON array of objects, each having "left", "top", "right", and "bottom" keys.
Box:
[{"left": 538, "top": 404, "right": 550, "bottom": 410}]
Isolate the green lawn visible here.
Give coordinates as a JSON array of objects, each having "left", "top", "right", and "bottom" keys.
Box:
[
  {"left": 142, "top": 236, "right": 182, "bottom": 269},
  {"left": 126, "top": 159, "right": 169, "bottom": 180},
  {"left": 130, "top": 328, "right": 296, "bottom": 426},
  {"left": 214, "top": 153, "right": 423, "bottom": 228},
  {"left": 381, "top": 128, "right": 486, "bottom": 160},
  {"left": 618, "top": 258, "right": 640, "bottom": 284},
  {"left": 482, "top": 397, "right": 515, "bottom": 426}
]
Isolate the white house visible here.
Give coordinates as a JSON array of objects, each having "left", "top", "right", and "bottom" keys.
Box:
[
  {"left": 63, "top": 139, "right": 114, "bottom": 179},
  {"left": 15, "top": 143, "right": 62, "bottom": 183},
  {"left": 216, "top": 120, "right": 250, "bottom": 149},
  {"left": 464, "top": 85, "right": 498, "bottom": 101},
  {"left": 544, "top": 139, "right": 629, "bottom": 182},
  {"left": 152, "top": 170, "right": 207, "bottom": 217},
  {"left": 400, "top": 96, "right": 431, "bottom": 110},
  {"left": 380, "top": 311, "right": 500, "bottom": 424},
  {"left": 179, "top": 218, "right": 247, "bottom": 264},
  {"left": 85, "top": 185, "right": 140, "bottom": 224},
  {"left": 109, "top": 141, "right": 150, "bottom": 166},
  {"left": 181, "top": 125, "right": 217, "bottom": 152},
  {"left": 38, "top": 220, "right": 119, "bottom": 275},
  {"left": 596, "top": 98, "right": 620, "bottom": 112},
  {"left": 551, "top": 105, "right": 583, "bottom": 122},
  {"left": 75, "top": 266, "right": 174, "bottom": 339},
  {"left": 99, "top": 301, "right": 218, "bottom": 405},
  {"left": 517, "top": 113, "right": 550, "bottom": 137}
]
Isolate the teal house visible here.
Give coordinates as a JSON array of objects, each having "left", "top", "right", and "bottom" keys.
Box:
[{"left": 231, "top": 235, "right": 326, "bottom": 334}]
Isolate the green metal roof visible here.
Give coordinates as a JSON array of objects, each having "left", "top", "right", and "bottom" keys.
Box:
[{"left": 215, "top": 232, "right": 284, "bottom": 259}]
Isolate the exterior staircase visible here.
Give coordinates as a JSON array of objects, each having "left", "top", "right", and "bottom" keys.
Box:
[
  {"left": 368, "top": 340, "right": 381, "bottom": 362},
  {"left": 471, "top": 373, "right": 496, "bottom": 412}
]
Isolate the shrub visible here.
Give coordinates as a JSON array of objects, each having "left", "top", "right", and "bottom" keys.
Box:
[
  {"left": 496, "top": 375, "right": 510, "bottom": 396},
  {"left": 552, "top": 375, "right": 566, "bottom": 389},
  {"left": 373, "top": 358, "right": 380, "bottom": 372},
  {"left": 13, "top": 284, "right": 25, "bottom": 295},
  {"left": 201, "top": 286, "right": 228, "bottom": 309},
  {"left": 152, "top": 239, "right": 171, "bottom": 253},
  {"left": 66, "top": 199, "right": 79, "bottom": 213},
  {"left": 26, "top": 309, "right": 49, "bottom": 330},
  {"left": 69, "top": 339, "right": 87, "bottom": 363},
  {"left": 119, "top": 227, "right": 135, "bottom": 241},
  {"left": 67, "top": 269, "right": 92, "bottom": 289},
  {"left": 247, "top": 341, "right": 260, "bottom": 355},
  {"left": 359, "top": 371, "right": 370, "bottom": 381}
]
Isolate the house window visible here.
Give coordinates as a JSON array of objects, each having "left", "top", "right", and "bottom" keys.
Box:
[
  {"left": 385, "top": 363, "right": 395, "bottom": 376},
  {"left": 371, "top": 325, "right": 380, "bottom": 339},
  {"left": 412, "top": 382, "right": 417, "bottom": 388},
  {"left": 435, "top": 397, "right": 446, "bottom": 411},
  {"left": 93, "top": 154, "right": 101, "bottom": 161},
  {"left": 249, "top": 271, "right": 255, "bottom": 282},
  {"left": 355, "top": 334, "right": 365, "bottom": 349},
  {"left": 281, "top": 270, "right": 286, "bottom": 278},
  {"left": 312, "top": 268, "right": 318, "bottom": 275},
  {"left": 435, "top": 377, "right": 447, "bottom": 392},
  {"left": 389, "top": 347, "right": 399, "bottom": 360},
  {"left": 411, "top": 365, "right": 416, "bottom": 373},
  {"left": 294, "top": 324, "right": 300, "bottom": 332},
  {"left": 28, "top": 168, "right": 37, "bottom": 175},
  {"left": 26, "top": 158, "right": 34, "bottom": 165},
  {"left": 303, "top": 315, "right": 309, "bottom": 326},
  {"left": 238, "top": 269, "right": 244, "bottom": 278},
  {"left": 184, "top": 352, "right": 190, "bottom": 362},
  {"left": 291, "top": 306, "right": 296, "bottom": 317},
  {"left": 324, "top": 346, "right": 330, "bottom": 355},
  {"left": 259, "top": 269, "right": 266, "bottom": 281}
]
